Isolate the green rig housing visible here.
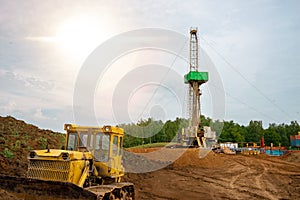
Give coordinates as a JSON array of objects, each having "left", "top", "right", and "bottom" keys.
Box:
[{"left": 184, "top": 71, "right": 209, "bottom": 84}]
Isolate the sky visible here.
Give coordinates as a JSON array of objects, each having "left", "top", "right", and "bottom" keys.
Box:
[{"left": 0, "top": 0, "right": 300, "bottom": 132}]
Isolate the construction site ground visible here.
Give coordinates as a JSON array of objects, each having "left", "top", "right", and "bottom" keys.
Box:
[
  {"left": 124, "top": 148, "right": 300, "bottom": 200},
  {"left": 1, "top": 148, "right": 300, "bottom": 200},
  {"left": 0, "top": 116, "right": 300, "bottom": 200}
]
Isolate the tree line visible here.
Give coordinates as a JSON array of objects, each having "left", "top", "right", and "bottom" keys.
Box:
[
  {"left": 119, "top": 116, "right": 300, "bottom": 148},
  {"left": 119, "top": 117, "right": 188, "bottom": 148}
]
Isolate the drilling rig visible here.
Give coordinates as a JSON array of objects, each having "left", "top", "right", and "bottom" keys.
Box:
[{"left": 183, "top": 27, "right": 209, "bottom": 147}]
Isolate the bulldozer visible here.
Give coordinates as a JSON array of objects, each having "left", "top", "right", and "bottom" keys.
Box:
[{"left": 0, "top": 124, "right": 134, "bottom": 200}]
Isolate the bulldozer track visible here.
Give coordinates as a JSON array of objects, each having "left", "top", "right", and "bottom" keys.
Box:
[{"left": 0, "top": 175, "right": 134, "bottom": 200}]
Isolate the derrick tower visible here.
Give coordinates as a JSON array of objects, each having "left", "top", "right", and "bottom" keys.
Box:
[{"left": 184, "top": 27, "right": 208, "bottom": 146}]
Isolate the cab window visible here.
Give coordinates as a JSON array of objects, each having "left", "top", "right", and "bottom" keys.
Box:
[
  {"left": 89, "top": 134, "right": 94, "bottom": 150},
  {"left": 94, "top": 132, "right": 109, "bottom": 162},
  {"left": 112, "top": 136, "right": 118, "bottom": 156},
  {"left": 79, "top": 132, "right": 88, "bottom": 147},
  {"left": 67, "top": 132, "right": 78, "bottom": 150},
  {"left": 119, "top": 137, "right": 123, "bottom": 156}
]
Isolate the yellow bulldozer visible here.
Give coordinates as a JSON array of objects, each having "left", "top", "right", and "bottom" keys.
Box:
[{"left": 0, "top": 124, "right": 134, "bottom": 200}]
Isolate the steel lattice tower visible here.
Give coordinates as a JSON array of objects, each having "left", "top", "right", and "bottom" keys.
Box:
[{"left": 184, "top": 28, "right": 208, "bottom": 131}]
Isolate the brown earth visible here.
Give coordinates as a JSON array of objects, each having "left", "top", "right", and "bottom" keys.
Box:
[
  {"left": 0, "top": 189, "right": 20, "bottom": 200},
  {"left": 0, "top": 116, "right": 65, "bottom": 176},
  {"left": 124, "top": 148, "right": 300, "bottom": 200},
  {"left": 0, "top": 116, "right": 300, "bottom": 200},
  {"left": 0, "top": 116, "right": 65, "bottom": 200}
]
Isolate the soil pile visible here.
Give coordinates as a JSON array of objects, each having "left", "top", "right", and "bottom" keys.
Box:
[
  {"left": 172, "top": 148, "right": 229, "bottom": 168},
  {"left": 127, "top": 147, "right": 229, "bottom": 168},
  {"left": 123, "top": 149, "right": 171, "bottom": 173},
  {"left": 0, "top": 116, "right": 65, "bottom": 176}
]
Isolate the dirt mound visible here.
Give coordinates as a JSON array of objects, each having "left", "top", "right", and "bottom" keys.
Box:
[
  {"left": 172, "top": 149, "right": 228, "bottom": 168},
  {"left": 0, "top": 116, "right": 65, "bottom": 176},
  {"left": 123, "top": 149, "right": 171, "bottom": 173},
  {"left": 127, "top": 147, "right": 229, "bottom": 168}
]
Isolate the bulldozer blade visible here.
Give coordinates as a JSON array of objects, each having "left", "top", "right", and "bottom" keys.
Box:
[{"left": 0, "top": 175, "right": 98, "bottom": 200}]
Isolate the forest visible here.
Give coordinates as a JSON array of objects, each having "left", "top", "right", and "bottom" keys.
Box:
[{"left": 119, "top": 116, "right": 300, "bottom": 148}]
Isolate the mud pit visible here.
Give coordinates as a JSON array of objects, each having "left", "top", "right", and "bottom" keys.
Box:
[{"left": 124, "top": 148, "right": 300, "bottom": 200}]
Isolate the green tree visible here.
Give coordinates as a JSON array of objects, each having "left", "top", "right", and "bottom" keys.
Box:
[
  {"left": 245, "top": 120, "right": 263, "bottom": 143},
  {"left": 218, "top": 121, "right": 244, "bottom": 143},
  {"left": 210, "top": 120, "right": 224, "bottom": 138},
  {"left": 264, "top": 127, "right": 281, "bottom": 146},
  {"left": 200, "top": 115, "right": 212, "bottom": 127}
]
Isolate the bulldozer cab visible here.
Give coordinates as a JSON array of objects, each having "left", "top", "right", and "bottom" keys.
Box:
[{"left": 64, "top": 124, "right": 125, "bottom": 180}]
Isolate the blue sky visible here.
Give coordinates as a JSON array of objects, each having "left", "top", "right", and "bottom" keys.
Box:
[{"left": 0, "top": 0, "right": 300, "bottom": 132}]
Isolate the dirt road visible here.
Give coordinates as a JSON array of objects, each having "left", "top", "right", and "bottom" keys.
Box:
[{"left": 124, "top": 148, "right": 300, "bottom": 200}]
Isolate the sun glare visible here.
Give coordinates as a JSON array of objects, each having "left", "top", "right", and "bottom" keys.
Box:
[{"left": 55, "top": 15, "right": 110, "bottom": 60}]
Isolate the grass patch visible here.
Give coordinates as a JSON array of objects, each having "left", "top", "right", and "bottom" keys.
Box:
[
  {"left": 11, "top": 140, "right": 21, "bottom": 151},
  {"left": 39, "top": 137, "right": 48, "bottom": 149},
  {"left": 129, "top": 142, "right": 177, "bottom": 149},
  {"left": 24, "top": 133, "right": 30, "bottom": 140},
  {"left": 3, "top": 148, "right": 14, "bottom": 158},
  {"left": 15, "top": 140, "right": 21, "bottom": 148}
]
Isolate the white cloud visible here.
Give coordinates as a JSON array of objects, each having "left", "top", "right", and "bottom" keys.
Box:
[{"left": 33, "top": 108, "right": 48, "bottom": 120}]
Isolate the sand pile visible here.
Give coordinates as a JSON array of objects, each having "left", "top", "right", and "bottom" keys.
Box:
[
  {"left": 127, "top": 147, "right": 229, "bottom": 169},
  {"left": 122, "top": 149, "right": 171, "bottom": 173}
]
